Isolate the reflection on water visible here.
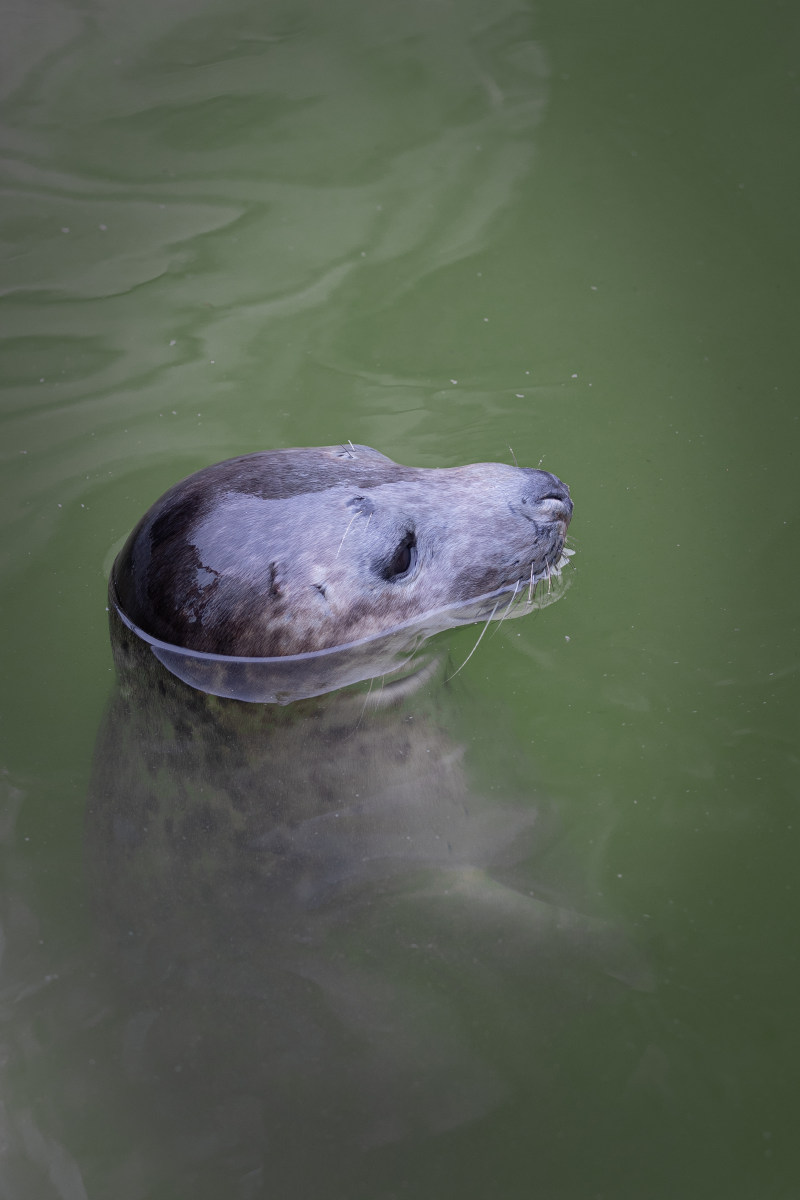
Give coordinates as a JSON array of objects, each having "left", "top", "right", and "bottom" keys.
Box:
[{"left": 110, "top": 561, "right": 573, "bottom": 703}]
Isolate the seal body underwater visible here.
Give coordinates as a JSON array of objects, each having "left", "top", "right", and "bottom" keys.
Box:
[{"left": 87, "top": 444, "right": 646, "bottom": 1193}]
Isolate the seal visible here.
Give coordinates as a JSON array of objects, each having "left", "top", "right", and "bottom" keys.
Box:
[
  {"left": 87, "top": 443, "right": 643, "bottom": 1191},
  {"left": 111, "top": 442, "right": 573, "bottom": 661}
]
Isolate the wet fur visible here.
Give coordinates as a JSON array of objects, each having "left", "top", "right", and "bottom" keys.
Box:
[{"left": 112, "top": 443, "right": 573, "bottom": 658}]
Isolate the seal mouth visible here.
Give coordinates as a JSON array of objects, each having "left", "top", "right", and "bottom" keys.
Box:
[
  {"left": 110, "top": 548, "right": 575, "bottom": 705},
  {"left": 522, "top": 546, "right": 574, "bottom": 588}
]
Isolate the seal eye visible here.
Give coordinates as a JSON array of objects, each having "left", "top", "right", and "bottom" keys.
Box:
[{"left": 375, "top": 532, "right": 417, "bottom": 581}]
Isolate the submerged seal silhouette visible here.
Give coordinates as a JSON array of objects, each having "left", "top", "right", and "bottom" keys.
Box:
[{"left": 112, "top": 442, "right": 573, "bottom": 663}]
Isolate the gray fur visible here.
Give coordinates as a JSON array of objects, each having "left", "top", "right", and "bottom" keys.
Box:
[{"left": 112, "top": 443, "right": 573, "bottom": 658}]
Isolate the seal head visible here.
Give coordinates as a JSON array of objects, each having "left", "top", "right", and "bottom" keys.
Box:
[{"left": 112, "top": 443, "right": 573, "bottom": 659}]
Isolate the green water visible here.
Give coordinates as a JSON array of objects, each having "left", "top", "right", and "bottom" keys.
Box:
[{"left": 1, "top": 0, "right": 798, "bottom": 1197}]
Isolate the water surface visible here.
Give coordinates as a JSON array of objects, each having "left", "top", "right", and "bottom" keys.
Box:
[{"left": 1, "top": 1, "right": 798, "bottom": 1197}]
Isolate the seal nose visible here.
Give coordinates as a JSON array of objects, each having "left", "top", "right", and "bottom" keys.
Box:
[{"left": 520, "top": 469, "right": 573, "bottom": 526}]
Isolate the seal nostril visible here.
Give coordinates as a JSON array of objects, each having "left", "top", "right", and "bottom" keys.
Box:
[
  {"left": 520, "top": 468, "right": 571, "bottom": 509},
  {"left": 516, "top": 476, "right": 573, "bottom": 531}
]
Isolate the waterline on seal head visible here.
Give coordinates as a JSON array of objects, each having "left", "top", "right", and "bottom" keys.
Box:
[{"left": 110, "top": 551, "right": 574, "bottom": 705}]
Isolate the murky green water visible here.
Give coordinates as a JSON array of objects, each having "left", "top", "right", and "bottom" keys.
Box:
[{"left": 2, "top": 0, "right": 798, "bottom": 1197}]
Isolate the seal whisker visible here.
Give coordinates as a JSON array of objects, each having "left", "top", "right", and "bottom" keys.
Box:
[
  {"left": 336, "top": 512, "right": 359, "bottom": 558},
  {"left": 445, "top": 603, "right": 500, "bottom": 682},
  {"left": 493, "top": 581, "right": 522, "bottom": 635},
  {"left": 351, "top": 674, "right": 377, "bottom": 731}
]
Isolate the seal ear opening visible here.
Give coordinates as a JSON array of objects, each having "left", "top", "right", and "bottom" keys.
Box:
[{"left": 375, "top": 531, "right": 417, "bottom": 581}]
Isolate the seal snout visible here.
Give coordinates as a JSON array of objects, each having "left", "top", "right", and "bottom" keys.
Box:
[{"left": 518, "top": 469, "right": 573, "bottom": 530}]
